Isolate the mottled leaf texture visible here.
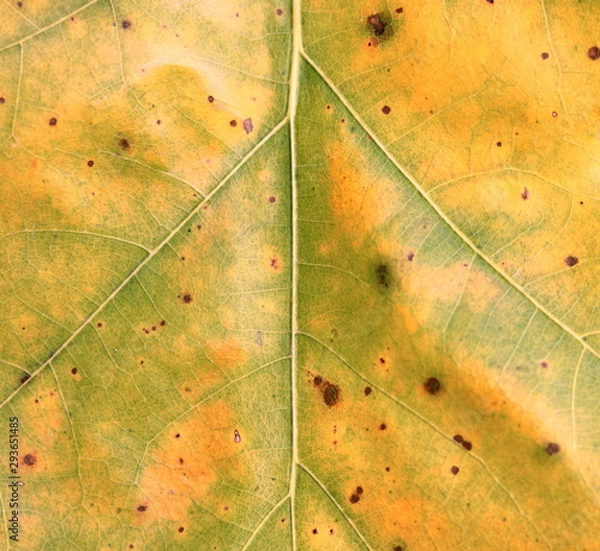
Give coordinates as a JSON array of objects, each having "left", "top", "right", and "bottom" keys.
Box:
[{"left": 0, "top": 0, "right": 598, "bottom": 550}]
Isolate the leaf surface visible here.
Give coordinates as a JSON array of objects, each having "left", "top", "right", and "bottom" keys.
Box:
[{"left": 0, "top": 0, "right": 598, "bottom": 549}]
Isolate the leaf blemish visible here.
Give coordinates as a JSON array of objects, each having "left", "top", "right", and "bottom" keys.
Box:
[
  {"left": 453, "top": 434, "right": 464, "bottom": 444},
  {"left": 119, "top": 138, "right": 130, "bottom": 150},
  {"left": 71, "top": 368, "right": 78, "bottom": 375},
  {"left": 546, "top": 442, "right": 560, "bottom": 455},
  {"left": 230, "top": 120, "right": 237, "bottom": 127},
  {"left": 451, "top": 466, "right": 459, "bottom": 475},
  {"left": 349, "top": 493, "right": 360, "bottom": 504},
  {"left": 423, "top": 377, "right": 441, "bottom": 395},
  {"left": 49, "top": 117, "right": 57, "bottom": 126},
  {"left": 364, "top": 386, "right": 372, "bottom": 396},
  {"left": 379, "top": 423, "right": 387, "bottom": 430},
  {"left": 521, "top": 187, "right": 529, "bottom": 200},
  {"left": 136, "top": 505, "right": 147, "bottom": 512},
  {"left": 367, "top": 13, "right": 387, "bottom": 36},
  {"left": 541, "top": 52, "right": 549, "bottom": 60},
  {"left": 322, "top": 382, "right": 340, "bottom": 407},
  {"left": 564, "top": 256, "right": 578, "bottom": 267},
  {"left": 87, "top": 160, "right": 94, "bottom": 167},
  {"left": 0, "top": 97, "right": 5, "bottom": 104},
  {"left": 381, "top": 105, "right": 391, "bottom": 114},
  {"left": 588, "top": 46, "right": 600, "bottom": 60},
  {"left": 313, "top": 375, "right": 323, "bottom": 386},
  {"left": 243, "top": 118, "right": 253, "bottom": 134},
  {"left": 121, "top": 20, "right": 131, "bottom": 29},
  {"left": 23, "top": 454, "right": 36, "bottom": 466},
  {"left": 178, "top": 527, "right": 184, "bottom": 533},
  {"left": 182, "top": 294, "right": 193, "bottom": 303}
]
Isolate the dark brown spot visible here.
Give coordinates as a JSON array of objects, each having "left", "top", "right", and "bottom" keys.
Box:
[
  {"left": 423, "top": 377, "right": 441, "bottom": 395},
  {"left": 121, "top": 20, "right": 131, "bottom": 29},
  {"left": 540, "top": 361, "right": 548, "bottom": 368},
  {"left": 385, "top": 466, "right": 390, "bottom": 472},
  {"left": 395, "top": 7, "right": 403, "bottom": 13},
  {"left": 381, "top": 105, "right": 391, "bottom": 115},
  {"left": 137, "top": 505, "right": 147, "bottom": 512},
  {"left": 179, "top": 457, "right": 184, "bottom": 464},
  {"left": 17, "top": 2, "right": 23, "bottom": 8},
  {"left": 376, "top": 264, "right": 389, "bottom": 287},
  {"left": 0, "top": 97, "right": 5, "bottom": 104},
  {"left": 453, "top": 434, "right": 464, "bottom": 444},
  {"left": 119, "top": 138, "right": 130, "bottom": 150},
  {"left": 180, "top": 256, "right": 185, "bottom": 261},
  {"left": 243, "top": 118, "right": 253, "bottom": 134},
  {"left": 313, "top": 376, "right": 323, "bottom": 386},
  {"left": 587, "top": 46, "right": 600, "bottom": 60},
  {"left": 364, "top": 386, "right": 372, "bottom": 396},
  {"left": 49, "top": 117, "right": 57, "bottom": 126},
  {"left": 521, "top": 187, "right": 529, "bottom": 200},
  {"left": 269, "top": 196, "right": 276, "bottom": 203},
  {"left": 178, "top": 527, "right": 184, "bottom": 533},
  {"left": 349, "top": 493, "right": 360, "bottom": 504},
  {"left": 175, "top": 433, "right": 180, "bottom": 438},
  {"left": 71, "top": 368, "right": 78, "bottom": 375},
  {"left": 356, "top": 486, "right": 364, "bottom": 495},
  {"left": 407, "top": 252, "right": 414, "bottom": 261},
  {"left": 156, "top": 120, "right": 161, "bottom": 125},
  {"left": 207, "top": 95, "right": 214, "bottom": 103},
  {"left": 87, "top": 160, "right": 94, "bottom": 167},
  {"left": 276, "top": 8, "right": 283, "bottom": 15},
  {"left": 496, "top": 141, "right": 502, "bottom": 147},
  {"left": 486, "top": 0, "right": 494, "bottom": 3},
  {"left": 379, "top": 357, "right": 385, "bottom": 364},
  {"left": 368, "top": 13, "right": 386, "bottom": 35},
  {"left": 451, "top": 466, "right": 459, "bottom": 475},
  {"left": 20, "top": 374, "right": 30, "bottom": 384},
  {"left": 546, "top": 442, "right": 560, "bottom": 455},
  {"left": 230, "top": 120, "right": 237, "bottom": 127},
  {"left": 183, "top": 294, "right": 193, "bottom": 303},
  {"left": 151, "top": 326, "right": 157, "bottom": 331},
  {"left": 322, "top": 383, "right": 340, "bottom": 407},
  {"left": 564, "top": 256, "right": 578, "bottom": 267},
  {"left": 312, "top": 528, "right": 317, "bottom": 534},
  {"left": 541, "top": 52, "right": 549, "bottom": 60},
  {"left": 160, "top": 320, "right": 166, "bottom": 326},
  {"left": 393, "top": 547, "right": 403, "bottom": 551},
  {"left": 552, "top": 111, "right": 558, "bottom": 118},
  {"left": 462, "top": 440, "right": 472, "bottom": 451},
  {"left": 379, "top": 423, "right": 387, "bottom": 431},
  {"left": 23, "top": 454, "right": 36, "bottom": 466}
]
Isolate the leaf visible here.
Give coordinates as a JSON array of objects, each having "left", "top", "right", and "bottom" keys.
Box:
[{"left": 0, "top": 0, "right": 598, "bottom": 549}]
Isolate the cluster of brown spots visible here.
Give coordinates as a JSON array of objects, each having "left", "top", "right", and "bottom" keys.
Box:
[
  {"left": 564, "top": 256, "right": 578, "bottom": 267},
  {"left": 137, "top": 505, "right": 147, "bottom": 512},
  {"left": 588, "top": 46, "right": 600, "bottom": 60},
  {"left": 521, "top": 187, "right": 529, "bottom": 200},
  {"left": 122, "top": 20, "right": 131, "bottom": 29},
  {"left": 71, "top": 367, "right": 78, "bottom": 375},
  {"left": 541, "top": 52, "right": 549, "bottom": 60},
  {"left": 349, "top": 486, "right": 364, "bottom": 504},
  {"left": 450, "top": 466, "right": 460, "bottom": 475},
  {"left": 423, "top": 377, "right": 441, "bottom": 395},
  {"left": 546, "top": 442, "right": 560, "bottom": 455},
  {"left": 119, "top": 138, "right": 130, "bottom": 150},
  {"left": 381, "top": 105, "right": 391, "bottom": 115},
  {"left": 364, "top": 386, "right": 372, "bottom": 396},
  {"left": 23, "top": 454, "right": 36, "bottom": 466},
  {"left": 270, "top": 257, "right": 279, "bottom": 270},
  {"left": 49, "top": 117, "right": 57, "bottom": 126},
  {"left": 182, "top": 294, "right": 193, "bottom": 303},
  {"left": 87, "top": 160, "right": 94, "bottom": 167},
  {"left": 453, "top": 434, "right": 472, "bottom": 451},
  {"left": 229, "top": 120, "right": 237, "bottom": 127},
  {"left": 376, "top": 264, "right": 390, "bottom": 287}
]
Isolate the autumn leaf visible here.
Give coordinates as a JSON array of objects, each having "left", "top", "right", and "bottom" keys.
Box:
[{"left": 0, "top": 0, "right": 598, "bottom": 549}]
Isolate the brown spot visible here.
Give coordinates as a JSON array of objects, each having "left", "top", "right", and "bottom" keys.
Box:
[
  {"left": 381, "top": 105, "right": 391, "bottom": 115},
  {"left": 313, "top": 376, "right": 323, "bottom": 386},
  {"left": 453, "top": 434, "right": 464, "bottom": 444},
  {"left": 385, "top": 467, "right": 390, "bottom": 472},
  {"left": 230, "top": 120, "right": 237, "bottom": 127},
  {"left": 486, "top": 0, "right": 494, "bottom": 3},
  {"left": 175, "top": 433, "right": 180, "bottom": 438},
  {"left": 243, "top": 118, "right": 253, "bottom": 134},
  {"left": 179, "top": 457, "right": 184, "bottom": 464},
  {"left": 182, "top": 294, "right": 193, "bottom": 303},
  {"left": 180, "top": 256, "right": 185, "bottom": 261},
  {"left": 349, "top": 493, "right": 360, "bottom": 504},
  {"left": 496, "top": 141, "right": 502, "bottom": 147},
  {"left": 376, "top": 264, "right": 390, "bottom": 287},
  {"left": 546, "top": 442, "right": 560, "bottom": 455},
  {"left": 156, "top": 120, "right": 161, "bottom": 125},
  {"left": 540, "top": 361, "right": 548, "bottom": 368},
  {"left": 71, "top": 368, "right": 78, "bottom": 375},
  {"left": 178, "top": 527, "right": 184, "bottom": 533},
  {"left": 49, "top": 117, "right": 57, "bottom": 126},
  {"left": 462, "top": 440, "right": 472, "bottom": 451},
  {"left": 121, "top": 20, "right": 131, "bottom": 29},
  {"left": 367, "top": 13, "right": 387, "bottom": 35},
  {"left": 564, "top": 256, "right": 578, "bottom": 267},
  {"left": 364, "top": 386, "right": 372, "bottom": 396},
  {"left": 119, "top": 138, "right": 130, "bottom": 150},
  {"left": 312, "top": 528, "right": 318, "bottom": 534},
  {"left": 552, "top": 111, "right": 558, "bottom": 118},
  {"left": 356, "top": 486, "right": 364, "bottom": 495},
  {"left": 407, "top": 252, "right": 414, "bottom": 261},
  {"left": 137, "top": 505, "right": 147, "bottom": 512},
  {"left": 160, "top": 320, "right": 166, "bottom": 326},
  {"left": 17, "top": 2, "right": 23, "bottom": 8},
  {"left": 20, "top": 374, "right": 30, "bottom": 384},
  {"left": 379, "top": 357, "right": 385, "bottom": 364},
  {"left": 451, "top": 466, "right": 459, "bottom": 475},
  {"left": 394, "top": 547, "right": 403, "bottom": 551},
  {"left": 541, "top": 52, "right": 549, "bottom": 59},
  {"left": 379, "top": 423, "right": 387, "bottom": 431},
  {"left": 97, "top": 322, "right": 103, "bottom": 327},
  {"left": 322, "top": 383, "right": 340, "bottom": 407},
  {"left": 87, "top": 160, "right": 94, "bottom": 167},
  {"left": 423, "top": 377, "right": 441, "bottom": 395},
  {"left": 587, "top": 46, "right": 600, "bottom": 60},
  {"left": 268, "top": 196, "right": 276, "bottom": 203},
  {"left": 395, "top": 7, "right": 403, "bottom": 13},
  {"left": 151, "top": 326, "right": 157, "bottom": 331},
  {"left": 207, "top": 95, "right": 214, "bottom": 103},
  {"left": 270, "top": 257, "right": 279, "bottom": 269},
  {"left": 521, "top": 187, "right": 529, "bottom": 200},
  {"left": 23, "top": 454, "right": 36, "bottom": 466},
  {"left": 0, "top": 97, "right": 5, "bottom": 104}
]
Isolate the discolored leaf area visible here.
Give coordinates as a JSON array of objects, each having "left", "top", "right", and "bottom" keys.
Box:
[{"left": 0, "top": 0, "right": 599, "bottom": 549}]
